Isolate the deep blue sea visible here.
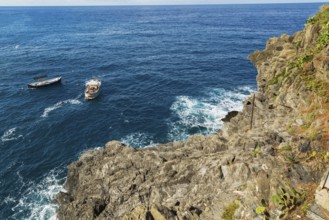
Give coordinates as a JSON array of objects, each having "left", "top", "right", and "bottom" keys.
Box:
[{"left": 0, "top": 3, "right": 323, "bottom": 219}]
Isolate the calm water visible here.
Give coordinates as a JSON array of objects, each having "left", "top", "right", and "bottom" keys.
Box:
[{"left": 0, "top": 3, "right": 322, "bottom": 219}]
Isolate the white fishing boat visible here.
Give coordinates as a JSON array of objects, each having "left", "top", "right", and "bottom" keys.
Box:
[
  {"left": 28, "top": 76, "right": 62, "bottom": 88},
  {"left": 84, "top": 79, "right": 101, "bottom": 100}
]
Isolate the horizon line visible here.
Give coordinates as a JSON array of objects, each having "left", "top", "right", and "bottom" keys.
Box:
[{"left": 0, "top": 1, "right": 327, "bottom": 7}]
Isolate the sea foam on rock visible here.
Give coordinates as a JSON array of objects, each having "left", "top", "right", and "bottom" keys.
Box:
[{"left": 56, "top": 6, "right": 329, "bottom": 220}]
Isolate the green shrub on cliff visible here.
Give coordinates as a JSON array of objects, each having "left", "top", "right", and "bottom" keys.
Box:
[
  {"left": 272, "top": 185, "right": 306, "bottom": 218},
  {"left": 306, "top": 16, "right": 316, "bottom": 26},
  {"left": 310, "top": 5, "right": 329, "bottom": 50},
  {"left": 222, "top": 201, "right": 239, "bottom": 220},
  {"left": 269, "top": 70, "right": 288, "bottom": 85},
  {"left": 304, "top": 76, "right": 328, "bottom": 97},
  {"left": 316, "top": 21, "right": 329, "bottom": 51},
  {"left": 307, "top": 5, "right": 329, "bottom": 26},
  {"left": 289, "top": 54, "right": 314, "bottom": 70},
  {"left": 256, "top": 199, "right": 270, "bottom": 220},
  {"left": 316, "top": 5, "right": 329, "bottom": 26},
  {"left": 304, "top": 5, "right": 329, "bottom": 50},
  {"left": 298, "top": 54, "right": 313, "bottom": 67}
]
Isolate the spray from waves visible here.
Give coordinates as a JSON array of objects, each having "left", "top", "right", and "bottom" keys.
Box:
[
  {"left": 10, "top": 168, "right": 66, "bottom": 220},
  {"left": 121, "top": 132, "right": 158, "bottom": 148},
  {"left": 167, "top": 86, "right": 255, "bottom": 141},
  {"left": 1, "top": 127, "right": 23, "bottom": 142},
  {"left": 41, "top": 98, "right": 82, "bottom": 118}
]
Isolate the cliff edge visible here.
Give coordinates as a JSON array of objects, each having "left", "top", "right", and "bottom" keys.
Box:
[{"left": 56, "top": 6, "right": 329, "bottom": 220}]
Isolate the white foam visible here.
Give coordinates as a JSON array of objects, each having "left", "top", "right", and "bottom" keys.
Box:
[
  {"left": 41, "top": 104, "right": 62, "bottom": 118},
  {"left": 121, "top": 132, "right": 157, "bottom": 148},
  {"left": 1, "top": 127, "right": 23, "bottom": 142},
  {"left": 41, "top": 98, "right": 82, "bottom": 118},
  {"left": 10, "top": 168, "right": 65, "bottom": 220},
  {"left": 237, "top": 85, "right": 257, "bottom": 94},
  {"left": 4, "top": 196, "right": 16, "bottom": 204},
  {"left": 168, "top": 86, "right": 255, "bottom": 141}
]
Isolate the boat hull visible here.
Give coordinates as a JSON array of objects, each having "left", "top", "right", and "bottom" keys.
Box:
[
  {"left": 84, "top": 90, "right": 100, "bottom": 100},
  {"left": 28, "top": 77, "right": 62, "bottom": 88},
  {"left": 84, "top": 79, "right": 101, "bottom": 100}
]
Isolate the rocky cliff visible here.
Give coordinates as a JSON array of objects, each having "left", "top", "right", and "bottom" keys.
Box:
[{"left": 56, "top": 6, "right": 329, "bottom": 220}]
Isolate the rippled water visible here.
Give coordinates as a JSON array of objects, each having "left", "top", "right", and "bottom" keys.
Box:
[{"left": 0, "top": 3, "right": 322, "bottom": 219}]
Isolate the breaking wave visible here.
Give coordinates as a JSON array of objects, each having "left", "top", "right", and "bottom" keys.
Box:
[
  {"left": 121, "top": 132, "right": 158, "bottom": 148},
  {"left": 9, "top": 168, "right": 65, "bottom": 220},
  {"left": 168, "top": 86, "right": 255, "bottom": 141}
]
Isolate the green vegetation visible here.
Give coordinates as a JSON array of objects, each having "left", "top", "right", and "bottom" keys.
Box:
[
  {"left": 268, "top": 6, "right": 329, "bottom": 94},
  {"left": 306, "top": 16, "right": 316, "bottom": 26},
  {"left": 272, "top": 185, "right": 306, "bottom": 218},
  {"left": 306, "top": 5, "right": 329, "bottom": 26},
  {"left": 298, "top": 54, "right": 313, "bottom": 68},
  {"left": 222, "top": 201, "right": 239, "bottom": 220},
  {"left": 316, "top": 21, "right": 329, "bottom": 51},
  {"left": 284, "top": 5, "right": 329, "bottom": 96},
  {"left": 299, "top": 111, "right": 317, "bottom": 130},
  {"left": 288, "top": 54, "right": 313, "bottom": 70},
  {"left": 255, "top": 199, "right": 270, "bottom": 220},
  {"left": 310, "top": 5, "right": 329, "bottom": 50},
  {"left": 303, "top": 5, "right": 329, "bottom": 51},
  {"left": 301, "top": 202, "right": 312, "bottom": 215},
  {"left": 315, "top": 5, "right": 329, "bottom": 26},
  {"left": 293, "top": 39, "right": 302, "bottom": 47},
  {"left": 306, "top": 150, "right": 329, "bottom": 162},
  {"left": 284, "top": 153, "right": 300, "bottom": 165},
  {"left": 303, "top": 76, "right": 328, "bottom": 97},
  {"left": 269, "top": 70, "right": 292, "bottom": 86},
  {"left": 287, "top": 127, "right": 297, "bottom": 135},
  {"left": 251, "top": 146, "right": 262, "bottom": 157},
  {"left": 295, "top": 6, "right": 329, "bottom": 98},
  {"left": 281, "top": 144, "right": 292, "bottom": 151},
  {"left": 307, "top": 128, "right": 318, "bottom": 141},
  {"left": 301, "top": 121, "right": 312, "bottom": 130}
]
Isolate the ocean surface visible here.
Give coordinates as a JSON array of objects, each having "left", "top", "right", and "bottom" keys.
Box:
[{"left": 0, "top": 3, "right": 323, "bottom": 219}]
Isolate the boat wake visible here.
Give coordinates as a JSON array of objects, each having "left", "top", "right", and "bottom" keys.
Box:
[
  {"left": 168, "top": 86, "right": 255, "bottom": 141},
  {"left": 1, "top": 127, "right": 23, "bottom": 143},
  {"left": 41, "top": 98, "right": 82, "bottom": 118}
]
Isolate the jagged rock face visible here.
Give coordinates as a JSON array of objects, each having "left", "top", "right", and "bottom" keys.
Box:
[
  {"left": 56, "top": 136, "right": 315, "bottom": 220},
  {"left": 56, "top": 6, "right": 329, "bottom": 220}
]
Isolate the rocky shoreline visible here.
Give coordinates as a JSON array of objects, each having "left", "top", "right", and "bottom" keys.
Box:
[{"left": 56, "top": 6, "right": 329, "bottom": 220}]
